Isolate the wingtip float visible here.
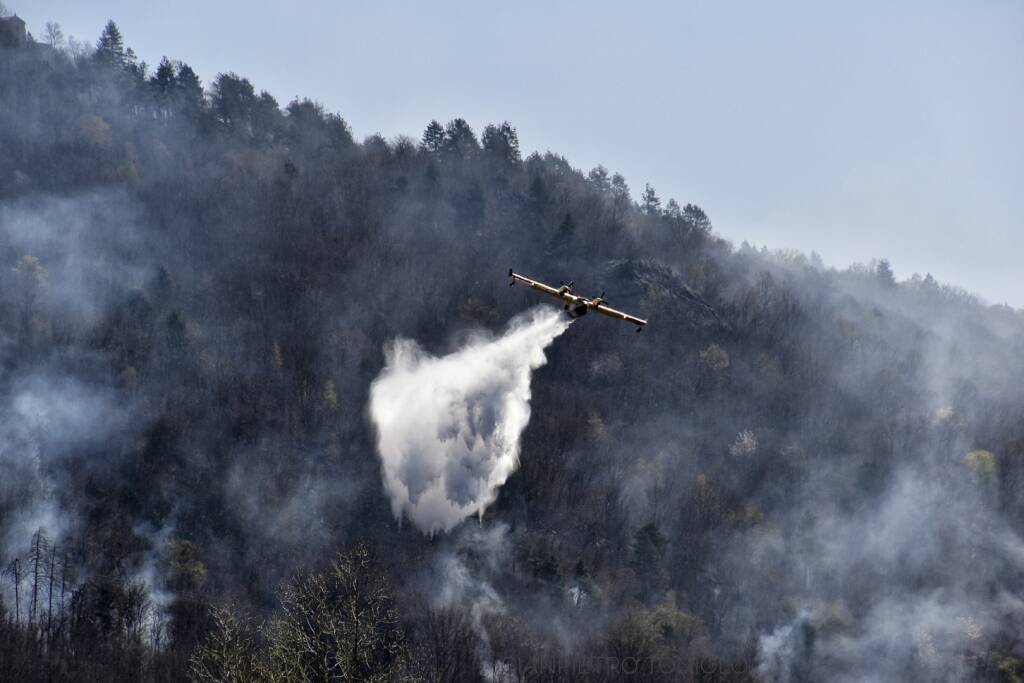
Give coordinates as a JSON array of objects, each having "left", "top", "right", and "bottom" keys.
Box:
[{"left": 508, "top": 269, "right": 648, "bottom": 332}]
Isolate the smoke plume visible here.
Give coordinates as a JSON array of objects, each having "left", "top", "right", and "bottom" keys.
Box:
[{"left": 369, "top": 306, "right": 570, "bottom": 534}]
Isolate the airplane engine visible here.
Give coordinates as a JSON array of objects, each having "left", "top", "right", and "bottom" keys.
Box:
[{"left": 565, "top": 301, "right": 589, "bottom": 318}]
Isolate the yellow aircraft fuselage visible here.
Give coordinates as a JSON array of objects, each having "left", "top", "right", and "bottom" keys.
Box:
[{"left": 508, "top": 270, "right": 648, "bottom": 331}]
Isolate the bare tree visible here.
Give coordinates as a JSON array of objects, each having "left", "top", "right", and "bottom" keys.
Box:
[
  {"left": 4, "top": 558, "right": 23, "bottom": 623},
  {"left": 28, "top": 528, "right": 51, "bottom": 627},
  {"left": 0, "top": 3, "right": 12, "bottom": 19},
  {"left": 42, "top": 21, "right": 65, "bottom": 49},
  {"left": 264, "top": 545, "right": 411, "bottom": 681},
  {"left": 46, "top": 542, "right": 57, "bottom": 639},
  {"left": 423, "top": 607, "right": 481, "bottom": 682},
  {"left": 121, "top": 579, "right": 152, "bottom": 644},
  {"left": 54, "top": 551, "right": 70, "bottom": 640},
  {"left": 66, "top": 36, "right": 94, "bottom": 62},
  {"left": 189, "top": 606, "right": 261, "bottom": 683}
]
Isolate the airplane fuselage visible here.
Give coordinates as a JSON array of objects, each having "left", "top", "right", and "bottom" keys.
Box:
[{"left": 508, "top": 270, "right": 648, "bottom": 330}]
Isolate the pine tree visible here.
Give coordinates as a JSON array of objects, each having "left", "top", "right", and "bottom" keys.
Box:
[
  {"left": 641, "top": 183, "right": 661, "bottom": 215},
  {"left": 175, "top": 63, "right": 204, "bottom": 118},
  {"left": 211, "top": 72, "right": 257, "bottom": 129},
  {"left": 421, "top": 119, "right": 445, "bottom": 153},
  {"left": 610, "top": 173, "right": 631, "bottom": 222},
  {"left": 442, "top": 118, "right": 478, "bottom": 157},
  {"left": 875, "top": 258, "right": 896, "bottom": 288},
  {"left": 682, "top": 203, "right": 711, "bottom": 234},
  {"left": 95, "top": 20, "right": 126, "bottom": 68},
  {"left": 152, "top": 57, "right": 177, "bottom": 95},
  {"left": 482, "top": 121, "right": 520, "bottom": 164}
]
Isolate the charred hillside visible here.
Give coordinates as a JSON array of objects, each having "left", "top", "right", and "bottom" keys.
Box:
[{"left": 1, "top": 17, "right": 1023, "bottom": 683}]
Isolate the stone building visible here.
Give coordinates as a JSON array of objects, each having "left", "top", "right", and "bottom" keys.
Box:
[{"left": 0, "top": 14, "right": 27, "bottom": 49}]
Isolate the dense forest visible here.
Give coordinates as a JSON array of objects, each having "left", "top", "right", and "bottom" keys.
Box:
[{"left": 1, "top": 12, "right": 1024, "bottom": 682}]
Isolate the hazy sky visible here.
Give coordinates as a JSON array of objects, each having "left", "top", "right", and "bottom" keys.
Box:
[{"left": 19, "top": 1, "right": 1024, "bottom": 307}]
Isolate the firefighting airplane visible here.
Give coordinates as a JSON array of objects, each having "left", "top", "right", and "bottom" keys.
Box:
[{"left": 508, "top": 270, "right": 648, "bottom": 331}]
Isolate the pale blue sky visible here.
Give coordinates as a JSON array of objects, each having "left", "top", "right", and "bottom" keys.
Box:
[{"left": 19, "top": 1, "right": 1024, "bottom": 307}]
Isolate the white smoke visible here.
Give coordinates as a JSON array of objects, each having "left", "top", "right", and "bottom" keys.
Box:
[{"left": 369, "top": 306, "right": 570, "bottom": 534}]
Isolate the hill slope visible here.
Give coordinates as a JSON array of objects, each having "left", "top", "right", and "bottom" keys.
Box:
[{"left": 1, "top": 20, "right": 1023, "bottom": 682}]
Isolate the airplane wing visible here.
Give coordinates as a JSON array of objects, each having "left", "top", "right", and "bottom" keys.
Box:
[
  {"left": 594, "top": 303, "right": 647, "bottom": 329},
  {"left": 509, "top": 270, "right": 575, "bottom": 303}
]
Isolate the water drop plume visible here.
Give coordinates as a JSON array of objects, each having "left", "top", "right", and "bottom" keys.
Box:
[{"left": 369, "top": 306, "right": 570, "bottom": 534}]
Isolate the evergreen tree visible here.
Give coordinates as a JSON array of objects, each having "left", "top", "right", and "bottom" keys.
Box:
[
  {"left": 95, "top": 20, "right": 126, "bottom": 68},
  {"left": 421, "top": 119, "right": 445, "bottom": 153},
  {"left": 588, "top": 165, "right": 611, "bottom": 193},
  {"left": 253, "top": 91, "right": 283, "bottom": 143},
  {"left": 151, "top": 57, "right": 177, "bottom": 95},
  {"left": 124, "top": 46, "right": 140, "bottom": 70},
  {"left": 482, "top": 121, "right": 520, "bottom": 164},
  {"left": 610, "top": 172, "right": 631, "bottom": 221},
  {"left": 876, "top": 258, "right": 896, "bottom": 288},
  {"left": 682, "top": 203, "right": 711, "bottom": 233},
  {"left": 611, "top": 173, "right": 630, "bottom": 198},
  {"left": 641, "top": 183, "right": 661, "bottom": 215},
  {"left": 442, "top": 118, "right": 479, "bottom": 157},
  {"left": 174, "top": 63, "right": 204, "bottom": 118},
  {"left": 211, "top": 72, "right": 257, "bottom": 131}
]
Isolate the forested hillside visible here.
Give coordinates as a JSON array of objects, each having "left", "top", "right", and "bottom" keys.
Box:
[{"left": 2, "top": 16, "right": 1023, "bottom": 682}]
